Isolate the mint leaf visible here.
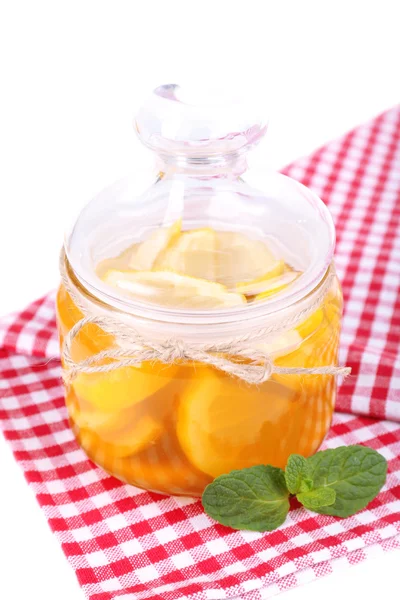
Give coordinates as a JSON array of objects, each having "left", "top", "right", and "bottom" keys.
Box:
[
  {"left": 299, "top": 478, "right": 314, "bottom": 493},
  {"left": 303, "top": 446, "right": 387, "bottom": 517},
  {"left": 298, "top": 487, "right": 336, "bottom": 510},
  {"left": 285, "top": 454, "right": 308, "bottom": 493},
  {"left": 202, "top": 465, "right": 289, "bottom": 531}
]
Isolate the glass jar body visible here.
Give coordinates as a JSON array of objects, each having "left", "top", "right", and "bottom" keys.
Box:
[{"left": 56, "top": 265, "right": 342, "bottom": 497}]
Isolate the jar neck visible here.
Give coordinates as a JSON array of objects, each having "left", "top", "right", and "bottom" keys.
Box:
[
  {"left": 65, "top": 242, "right": 335, "bottom": 341},
  {"left": 156, "top": 152, "right": 248, "bottom": 178}
]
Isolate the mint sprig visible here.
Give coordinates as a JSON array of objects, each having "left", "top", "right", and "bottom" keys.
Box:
[
  {"left": 299, "top": 446, "right": 387, "bottom": 517},
  {"left": 202, "top": 445, "right": 387, "bottom": 531},
  {"left": 201, "top": 465, "right": 290, "bottom": 531}
]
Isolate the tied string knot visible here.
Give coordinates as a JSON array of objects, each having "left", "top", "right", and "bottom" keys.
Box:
[
  {"left": 157, "top": 338, "right": 187, "bottom": 363},
  {"left": 59, "top": 248, "right": 351, "bottom": 386},
  {"left": 61, "top": 317, "right": 276, "bottom": 386}
]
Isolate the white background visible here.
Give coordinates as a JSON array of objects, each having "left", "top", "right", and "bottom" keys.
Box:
[{"left": 0, "top": 1, "right": 399, "bottom": 599}]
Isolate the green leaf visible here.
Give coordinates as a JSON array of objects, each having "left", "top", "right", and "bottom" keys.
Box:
[
  {"left": 303, "top": 445, "right": 387, "bottom": 517},
  {"left": 298, "top": 487, "right": 336, "bottom": 510},
  {"left": 285, "top": 454, "right": 308, "bottom": 494},
  {"left": 299, "top": 478, "right": 314, "bottom": 493},
  {"left": 202, "top": 465, "right": 290, "bottom": 531}
]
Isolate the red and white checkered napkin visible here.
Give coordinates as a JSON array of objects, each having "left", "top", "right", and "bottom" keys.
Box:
[{"left": 1, "top": 107, "right": 400, "bottom": 600}]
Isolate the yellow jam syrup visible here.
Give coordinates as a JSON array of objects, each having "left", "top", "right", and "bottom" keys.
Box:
[{"left": 57, "top": 222, "right": 342, "bottom": 496}]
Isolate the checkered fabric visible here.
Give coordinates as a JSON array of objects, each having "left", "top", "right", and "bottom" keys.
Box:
[{"left": 1, "top": 106, "right": 400, "bottom": 600}]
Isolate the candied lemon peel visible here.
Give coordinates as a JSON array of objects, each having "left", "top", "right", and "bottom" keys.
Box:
[
  {"left": 102, "top": 269, "right": 247, "bottom": 308},
  {"left": 98, "top": 220, "right": 300, "bottom": 308}
]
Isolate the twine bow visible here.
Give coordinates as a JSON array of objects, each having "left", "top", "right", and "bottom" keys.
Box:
[{"left": 60, "top": 249, "right": 351, "bottom": 385}]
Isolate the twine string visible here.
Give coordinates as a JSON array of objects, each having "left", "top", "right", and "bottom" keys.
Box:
[{"left": 60, "top": 248, "right": 351, "bottom": 385}]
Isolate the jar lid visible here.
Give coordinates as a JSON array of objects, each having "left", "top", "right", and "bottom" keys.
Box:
[
  {"left": 134, "top": 83, "right": 268, "bottom": 158},
  {"left": 66, "top": 84, "right": 335, "bottom": 325}
]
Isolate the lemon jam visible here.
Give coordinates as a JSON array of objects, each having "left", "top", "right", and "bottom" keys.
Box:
[
  {"left": 57, "top": 222, "right": 342, "bottom": 496},
  {"left": 57, "top": 84, "right": 342, "bottom": 496}
]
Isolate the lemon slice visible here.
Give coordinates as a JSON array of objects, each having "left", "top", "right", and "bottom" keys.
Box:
[
  {"left": 296, "top": 307, "right": 325, "bottom": 339},
  {"left": 127, "top": 219, "right": 182, "bottom": 270},
  {"left": 215, "top": 231, "right": 276, "bottom": 288},
  {"left": 155, "top": 228, "right": 217, "bottom": 281},
  {"left": 79, "top": 414, "right": 163, "bottom": 459},
  {"left": 255, "top": 307, "right": 324, "bottom": 365},
  {"left": 66, "top": 390, "right": 119, "bottom": 431},
  {"left": 177, "top": 367, "right": 300, "bottom": 477},
  {"left": 69, "top": 373, "right": 176, "bottom": 458},
  {"left": 254, "top": 271, "right": 301, "bottom": 301},
  {"left": 96, "top": 219, "right": 181, "bottom": 276},
  {"left": 103, "top": 269, "right": 246, "bottom": 308},
  {"left": 256, "top": 330, "right": 303, "bottom": 358},
  {"left": 72, "top": 362, "right": 178, "bottom": 412},
  {"left": 95, "top": 243, "right": 141, "bottom": 278},
  {"left": 236, "top": 260, "right": 286, "bottom": 296}
]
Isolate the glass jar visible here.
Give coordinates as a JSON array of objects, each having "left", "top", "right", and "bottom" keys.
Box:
[{"left": 57, "top": 84, "right": 343, "bottom": 497}]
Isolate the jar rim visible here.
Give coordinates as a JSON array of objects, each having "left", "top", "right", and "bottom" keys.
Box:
[
  {"left": 66, "top": 258, "right": 334, "bottom": 325},
  {"left": 63, "top": 254, "right": 337, "bottom": 350}
]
